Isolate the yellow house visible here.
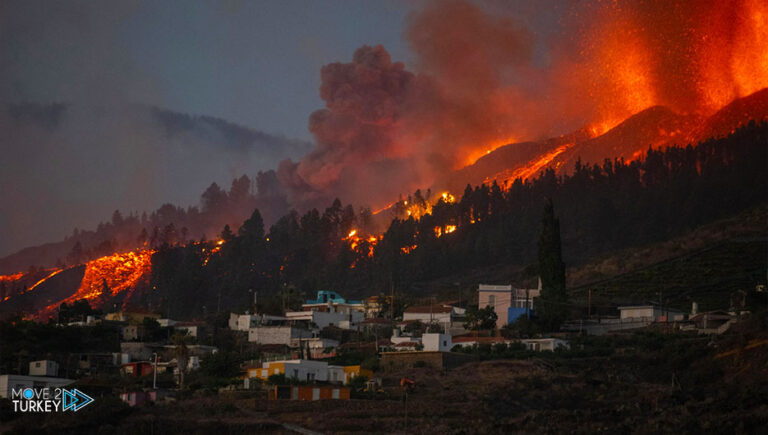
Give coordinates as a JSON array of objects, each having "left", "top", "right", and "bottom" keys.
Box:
[
  {"left": 246, "top": 360, "right": 373, "bottom": 384},
  {"left": 342, "top": 365, "right": 373, "bottom": 380}
]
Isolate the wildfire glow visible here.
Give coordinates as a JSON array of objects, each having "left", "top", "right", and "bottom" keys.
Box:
[
  {"left": 343, "top": 229, "right": 379, "bottom": 258},
  {"left": 58, "top": 250, "right": 153, "bottom": 304}
]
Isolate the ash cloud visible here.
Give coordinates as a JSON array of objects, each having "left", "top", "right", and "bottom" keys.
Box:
[{"left": 275, "top": 0, "right": 768, "bottom": 214}]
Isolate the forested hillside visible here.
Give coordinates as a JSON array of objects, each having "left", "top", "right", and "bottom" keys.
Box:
[{"left": 141, "top": 121, "right": 767, "bottom": 319}]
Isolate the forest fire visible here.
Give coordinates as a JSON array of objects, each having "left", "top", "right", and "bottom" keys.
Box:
[{"left": 344, "top": 229, "right": 379, "bottom": 257}]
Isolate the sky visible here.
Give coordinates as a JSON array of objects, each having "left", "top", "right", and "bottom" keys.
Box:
[
  {"left": 0, "top": 0, "right": 417, "bottom": 256},
  {"left": 0, "top": 0, "right": 416, "bottom": 141}
]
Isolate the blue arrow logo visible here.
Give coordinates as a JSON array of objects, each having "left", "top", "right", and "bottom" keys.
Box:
[{"left": 62, "top": 389, "right": 94, "bottom": 412}]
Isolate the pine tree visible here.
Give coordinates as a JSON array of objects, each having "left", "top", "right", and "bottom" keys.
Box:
[{"left": 535, "top": 198, "right": 568, "bottom": 330}]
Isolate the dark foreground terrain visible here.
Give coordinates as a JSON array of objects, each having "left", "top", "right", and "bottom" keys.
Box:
[{"left": 3, "top": 318, "right": 767, "bottom": 435}]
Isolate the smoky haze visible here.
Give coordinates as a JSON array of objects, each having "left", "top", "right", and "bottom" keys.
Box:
[{"left": 0, "top": 103, "right": 311, "bottom": 257}]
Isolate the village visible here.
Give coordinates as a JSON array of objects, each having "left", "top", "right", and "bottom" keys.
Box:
[{"left": 1, "top": 281, "right": 749, "bottom": 408}]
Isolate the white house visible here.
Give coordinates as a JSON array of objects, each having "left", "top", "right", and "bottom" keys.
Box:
[
  {"left": 478, "top": 282, "right": 541, "bottom": 326},
  {"left": 29, "top": 360, "right": 59, "bottom": 377},
  {"left": 520, "top": 338, "right": 569, "bottom": 352},
  {"left": 422, "top": 333, "right": 453, "bottom": 352},
  {"left": 158, "top": 318, "right": 177, "bottom": 327},
  {"left": 618, "top": 305, "right": 685, "bottom": 323}
]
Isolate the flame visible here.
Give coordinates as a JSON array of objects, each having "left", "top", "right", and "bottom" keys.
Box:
[
  {"left": 400, "top": 244, "right": 418, "bottom": 254},
  {"left": 343, "top": 229, "right": 379, "bottom": 259}
]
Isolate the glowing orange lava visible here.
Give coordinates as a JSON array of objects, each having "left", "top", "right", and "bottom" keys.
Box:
[
  {"left": 58, "top": 250, "right": 153, "bottom": 305},
  {"left": 26, "top": 268, "right": 64, "bottom": 293}
]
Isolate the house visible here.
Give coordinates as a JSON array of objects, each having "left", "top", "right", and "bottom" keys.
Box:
[
  {"left": 268, "top": 385, "right": 350, "bottom": 401},
  {"left": 520, "top": 338, "right": 569, "bottom": 351},
  {"left": 450, "top": 336, "right": 508, "bottom": 348},
  {"left": 402, "top": 304, "right": 464, "bottom": 328},
  {"left": 120, "top": 342, "right": 156, "bottom": 361},
  {"left": 28, "top": 360, "right": 58, "bottom": 377},
  {"left": 327, "top": 365, "right": 373, "bottom": 384},
  {"left": 450, "top": 336, "right": 569, "bottom": 352},
  {"left": 245, "top": 359, "right": 370, "bottom": 385},
  {"left": 422, "top": 333, "right": 452, "bottom": 352},
  {"left": 285, "top": 310, "right": 363, "bottom": 329},
  {"left": 683, "top": 311, "right": 735, "bottom": 334},
  {"left": 122, "top": 325, "right": 144, "bottom": 341},
  {"left": 478, "top": 282, "right": 541, "bottom": 326},
  {"left": 248, "top": 326, "right": 313, "bottom": 345},
  {"left": 157, "top": 318, "right": 177, "bottom": 327},
  {"left": 0, "top": 375, "right": 74, "bottom": 399},
  {"left": 246, "top": 359, "right": 330, "bottom": 382},
  {"left": 174, "top": 321, "right": 203, "bottom": 338},
  {"left": 120, "top": 391, "right": 153, "bottom": 407},
  {"left": 229, "top": 313, "right": 288, "bottom": 331},
  {"left": 618, "top": 305, "right": 685, "bottom": 323},
  {"left": 121, "top": 361, "right": 154, "bottom": 377},
  {"left": 75, "top": 352, "right": 128, "bottom": 375},
  {"left": 291, "top": 337, "right": 339, "bottom": 359},
  {"left": 104, "top": 310, "right": 161, "bottom": 324},
  {"left": 302, "top": 290, "right": 365, "bottom": 316},
  {"left": 364, "top": 295, "right": 388, "bottom": 318}
]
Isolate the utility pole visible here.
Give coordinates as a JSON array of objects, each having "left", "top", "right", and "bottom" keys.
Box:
[
  {"left": 152, "top": 353, "right": 158, "bottom": 389},
  {"left": 430, "top": 297, "right": 434, "bottom": 326},
  {"left": 588, "top": 289, "right": 592, "bottom": 318}
]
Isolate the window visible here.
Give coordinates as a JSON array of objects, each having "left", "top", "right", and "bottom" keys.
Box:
[
  {"left": 488, "top": 295, "right": 496, "bottom": 308},
  {"left": 35, "top": 362, "right": 41, "bottom": 368},
  {"left": 443, "top": 341, "right": 448, "bottom": 347}
]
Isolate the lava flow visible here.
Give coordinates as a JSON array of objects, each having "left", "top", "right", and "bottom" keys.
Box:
[{"left": 56, "top": 250, "right": 154, "bottom": 306}]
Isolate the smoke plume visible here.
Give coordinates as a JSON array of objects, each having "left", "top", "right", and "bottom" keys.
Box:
[{"left": 274, "top": 0, "right": 767, "bottom": 213}]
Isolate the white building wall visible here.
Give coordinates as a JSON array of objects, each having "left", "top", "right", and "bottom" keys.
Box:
[
  {"left": 281, "top": 360, "right": 330, "bottom": 382},
  {"left": 236, "top": 315, "right": 257, "bottom": 331},
  {"left": 29, "top": 360, "right": 58, "bottom": 377},
  {"left": 422, "top": 333, "right": 452, "bottom": 352}
]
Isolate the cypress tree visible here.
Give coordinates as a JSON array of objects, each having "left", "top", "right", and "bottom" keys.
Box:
[{"left": 535, "top": 198, "right": 568, "bottom": 330}]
